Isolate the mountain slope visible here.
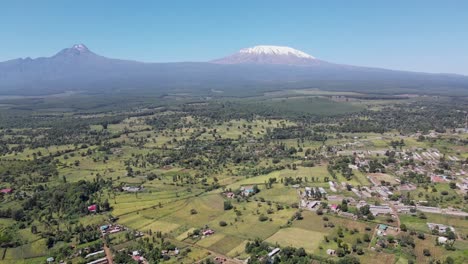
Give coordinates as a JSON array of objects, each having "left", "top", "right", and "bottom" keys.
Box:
[{"left": 1, "top": 44, "right": 468, "bottom": 96}]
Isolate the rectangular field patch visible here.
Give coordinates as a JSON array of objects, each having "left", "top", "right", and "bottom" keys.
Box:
[{"left": 266, "top": 227, "right": 325, "bottom": 253}]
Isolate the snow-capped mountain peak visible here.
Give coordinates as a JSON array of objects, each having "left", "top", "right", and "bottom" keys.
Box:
[
  {"left": 72, "top": 44, "right": 89, "bottom": 52},
  {"left": 211, "top": 45, "right": 321, "bottom": 65},
  {"left": 53, "top": 43, "right": 95, "bottom": 58},
  {"left": 239, "top": 45, "right": 315, "bottom": 59}
]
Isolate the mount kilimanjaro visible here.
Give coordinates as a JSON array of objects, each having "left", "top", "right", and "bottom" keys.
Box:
[
  {"left": 0, "top": 44, "right": 467, "bottom": 96},
  {"left": 211, "top": 45, "right": 324, "bottom": 65}
]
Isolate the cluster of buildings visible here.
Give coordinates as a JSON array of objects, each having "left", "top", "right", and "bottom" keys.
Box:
[
  {"left": 240, "top": 185, "right": 255, "bottom": 197},
  {"left": 350, "top": 187, "right": 372, "bottom": 199},
  {"left": 456, "top": 178, "right": 468, "bottom": 193},
  {"left": 396, "top": 148, "right": 465, "bottom": 183},
  {"left": 348, "top": 146, "right": 465, "bottom": 195},
  {"left": 393, "top": 202, "right": 468, "bottom": 217},
  {"left": 300, "top": 186, "right": 331, "bottom": 211},
  {"left": 356, "top": 201, "right": 394, "bottom": 216},
  {"left": 427, "top": 223, "right": 455, "bottom": 233},
  {"left": 327, "top": 195, "right": 355, "bottom": 204},
  {"left": 349, "top": 184, "right": 395, "bottom": 200},
  {"left": 303, "top": 186, "right": 327, "bottom": 198},
  {"left": 398, "top": 183, "right": 417, "bottom": 191},
  {"left": 100, "top": 224, "right": 126, "bottom": 235}
]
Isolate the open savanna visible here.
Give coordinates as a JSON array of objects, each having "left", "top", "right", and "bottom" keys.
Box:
[{"left": 264, "top": 96, "right": 365, "bottom": 115}]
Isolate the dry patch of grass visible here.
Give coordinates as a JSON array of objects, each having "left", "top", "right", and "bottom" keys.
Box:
[
  {"left": 368, "top": 173, "right": 399, "bottom": 185},
  {"left": 138, "top": 220, "right": 180, "bottom": 234},
  {"left": 265, "top": 227, "right": 325, "bottom": 253},
  {"left": 226, "top": 240, "right": 249, "bottom": 258},
  {"left": 207, "top": 235, "right": 245, "bottom": 255},
  {"left": 196, "top": 233, "right": 226, "bottom": 248}
]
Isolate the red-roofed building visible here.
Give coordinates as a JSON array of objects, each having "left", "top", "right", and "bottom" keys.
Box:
[
  {"left": 431, "top": 175, "right": 445, "bottom": 183},
  {"left": 202, "top": 229, "right": 215, "bottom": 236},
  {"left": 87, "top": 204, "right": 97, "bottom": 212},
  {"left": 225, "top": 192, "right": 235, "bottom": 199},
  {"left": 132, "top": 255, "right": 143, "bottom": 262},
  {"left": 0, "top": 188, "right": 13, "bottom": 194},
  {"left": 330, "top": 204, "right": 339, "bottom": 212}
]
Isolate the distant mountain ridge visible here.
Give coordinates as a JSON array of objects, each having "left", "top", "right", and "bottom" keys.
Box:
[{"left": 0, "top": 44, "right": 468, "bottom": 96}]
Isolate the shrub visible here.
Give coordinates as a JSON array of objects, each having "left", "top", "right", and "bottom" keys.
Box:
[
  {"left": 223, "top": 201, "right": 233, "bottom": 210},
  {"left": 400, "top": 224, "right": 407, "bottom": 232}
]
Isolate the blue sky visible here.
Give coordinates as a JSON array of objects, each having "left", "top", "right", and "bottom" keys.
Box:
[{"left": 1, "top": 0, "right": 467, "bottom": 74}]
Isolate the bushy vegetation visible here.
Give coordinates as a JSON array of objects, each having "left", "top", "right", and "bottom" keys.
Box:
[{"left": 0, "top": 93, "right": 466, "bottom": 263}]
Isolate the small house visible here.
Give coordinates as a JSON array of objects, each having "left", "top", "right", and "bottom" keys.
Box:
[
  {"left": 437, "top": 237, "right": 448, "bottom": 244},
  {"left": 318, "top": 187, "right": 327, "bottom": 195},
  {"left": 339, "top": 212, "right": 357, "bottom": 220},
  {"left": 122, "top": 186, "right": 142, "bottom": 192},
  {"left": 326, "top": 249, "right": 336, "bottom": 255},
  {"left": 268, "top": 248, "right": 280, "bottom": 258},
  {"left": 203, "top": 229, "right": 215, "bottom": 236},
  {"left": 0, "top": 188, "right": 13, "bottom": 194},
  {"left": 87, "top": 204, "right": 97, "bottom": 212},
  {"left": 378, "top": 224, "right": 388, "bottom": 231},
  {"left": 240, "top": 186, "right": 255, "bottom": 196},
  {"left": 377, "top": 230, "right": 385, "bottom": 237},
  {"left": 85, "top": 250, "right": 105, "bottom": 259},
  {"left": 330, "top": 204, "right": 339, "bottom": 212},
  {"left": 132, "top": 255, "right": 144, "bottom": 262},
  {"left": 431, "top": 175, "right": 446, "bottom": 183},
  {"left": 369, "top": 205, "right": 392, "bottom": 216}
]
